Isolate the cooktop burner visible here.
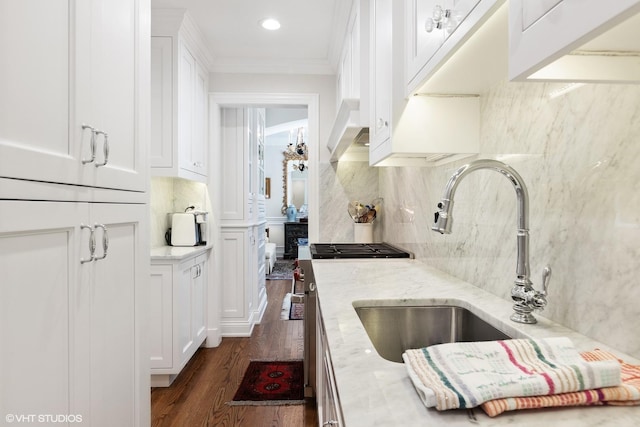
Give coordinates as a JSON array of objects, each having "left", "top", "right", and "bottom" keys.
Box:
[{"left": 310, "top": 243, "right": 412, "bottom": 259}]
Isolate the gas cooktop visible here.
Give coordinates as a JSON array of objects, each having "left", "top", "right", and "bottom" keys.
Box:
[{"left": 310, "top": 243, "right": 412, "bottom": 259}]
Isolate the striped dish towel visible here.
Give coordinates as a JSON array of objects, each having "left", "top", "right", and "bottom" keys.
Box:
[
  {"left": 402, "top": 337, "right": 621, "bottom": 411},
  {"left": 480, "top": 349, "right": 640, "bottom": 416}
]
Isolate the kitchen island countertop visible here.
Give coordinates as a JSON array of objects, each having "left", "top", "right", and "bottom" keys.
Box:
[{"left": 311, "top": 258, "right": 639, "bottom": 427}]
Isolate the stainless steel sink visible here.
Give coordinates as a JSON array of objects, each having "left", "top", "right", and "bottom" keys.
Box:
[{"left": 354, "top": 305, "right": 511, "bottom": 363}]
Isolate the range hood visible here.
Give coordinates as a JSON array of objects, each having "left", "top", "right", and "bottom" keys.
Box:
[{"left": 326, "top": 99, "right": 369, "bottom": 162}]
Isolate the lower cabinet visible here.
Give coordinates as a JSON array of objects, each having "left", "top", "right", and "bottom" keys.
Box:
[
  {"left": 219, "top": 224, "right": 267, "bottom": 337},
  {"left": 316, "top": 299, "right": 344, "bottom": 427},
  {"left": 150, "top": 250, "right": 209, "bottom": 387},
  {"left": 0, "top": 200, "right": 147, "bottom": 426}
]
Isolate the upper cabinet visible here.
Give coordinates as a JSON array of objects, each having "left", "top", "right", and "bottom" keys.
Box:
[
  {"left": 0, "top": 0, "right": 147, "bottom": 192},
  {"left": 220, "top": 107, "right": 266, "bottom": 223},
  {"left": 408, "top": 0, "right": 490, "bottom": 94},
  {"left": 327, "top": 0, "right": 370, "bottom": 162},
  {"left": 150, "top": 9, "right": 213, "bottom": 182},
  {"left": 509, "top": 0, "right": 640, "bottom": 82},
  {"left": 406, "top": 0, "right": 505, "bottom": 95},
  {"left": 368, "top": 0, "right": 481, "bottom": 167}
]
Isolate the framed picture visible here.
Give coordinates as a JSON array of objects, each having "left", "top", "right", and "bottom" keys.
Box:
[{"left": 265, "top": 177, "right": 271, "bottom": 199}]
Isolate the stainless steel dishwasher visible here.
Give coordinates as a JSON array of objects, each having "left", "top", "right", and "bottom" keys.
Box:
[{"left": 297, "top": 243, "right": 412, "bottom": 398}]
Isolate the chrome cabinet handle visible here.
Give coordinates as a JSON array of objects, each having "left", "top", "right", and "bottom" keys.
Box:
[
  {"left": 81, "top": 124, "right": 96, "bottom": 164},
  {"left": 94, "top": 131, "right": 109, "bottom": 167},
  {"left": 80, "top": 224, "right": 95, "bottom": 263},
  {"left": 93, "top": 224, "right": 109, "bottom": 261}
]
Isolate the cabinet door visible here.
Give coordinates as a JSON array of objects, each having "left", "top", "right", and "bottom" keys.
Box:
[
  {"left": 192, "top": 255, "right": 207, "bottom": 345},
  {"left": 83, "top": 202, "right": 146, "bottom": 426},
  {"left": 406, "top": 0, "right": 446, "bottom": 85},
  {"left": 0, "top": 0, "right": 145, "bottom": 192},
  {"left": 0, "top": 201, "right": 86, "bottom": 418},
  {"left": 509, "top": 0, "right": 640, "bottom": 80},
  {"left": 178, "top": 44, "right": 196, "bottom": 173},
  {"left": 191, "top": 61, "right": 208, "bottom": 176},
  {"left": 220, "top": 230, "right": 249, "bottom": 320},
  {"left": 0, "top": 1, "right": 79, "bottom": 186},
  {"left": 0, "top": 201, "right": 146, "bottom": 425},
  {"left": 176, "top": 258, "right": 195, "bottom": 365},
  {"left": 369, "top": 0, "right": 392, "bottom": 149},
  {"left": 256, "top": 108, "right": 266, "bottom": 199},
  {"left": 150, "top": 36, "right": 174, "bottom": 168},
  {"left": 84, "top": 0, "right": 145, "bottom": 192},
  {"left": 150, "top": 264, "right": 173, "bottom": 369}
]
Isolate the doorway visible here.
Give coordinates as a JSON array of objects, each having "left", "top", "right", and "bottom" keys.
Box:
[{"left": 208, "top": 93, "right": 319, "bottom": 243}]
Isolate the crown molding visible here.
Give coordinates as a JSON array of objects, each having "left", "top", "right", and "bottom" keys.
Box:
[{"left": 210, "top": 57, "right": 334, "bottom": 75}]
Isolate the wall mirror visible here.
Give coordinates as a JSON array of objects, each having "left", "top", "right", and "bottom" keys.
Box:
[
  {"left": 263, "top": 108, "right": 309, "bottom": 217},
  {"left": 282, "top": 150, "right": 308, "bottom": 214}
]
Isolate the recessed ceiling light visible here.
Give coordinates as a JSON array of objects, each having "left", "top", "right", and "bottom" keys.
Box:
[{"left": 259, "top": 18, "right": 281, "bottom": 30}]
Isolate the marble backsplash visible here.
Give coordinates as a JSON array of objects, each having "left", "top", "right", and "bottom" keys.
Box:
[
  {"left": 318, "top": 80, "right": 639, "bottom": 358},
  {"left": 377, "top": 81, "right": 640, "bottom": 358},
  {"left": 318, "top": 161, "right": 381, "bottom": 243},
  {"left": 150, "top": 177, "right": 211, "bottom": 248}
]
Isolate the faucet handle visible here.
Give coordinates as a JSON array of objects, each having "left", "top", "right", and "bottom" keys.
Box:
[{"left": 541, "top": 266, "right": 552, "bottom": 295}]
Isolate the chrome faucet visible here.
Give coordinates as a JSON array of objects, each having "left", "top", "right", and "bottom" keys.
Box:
[{"left": 432, "top": 159, "right": 551, "bottom": 324}]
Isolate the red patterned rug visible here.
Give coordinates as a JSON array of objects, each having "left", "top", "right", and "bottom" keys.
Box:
[
  {"left": 228, "top": 360, "right": 305, "bottom": 405},
  {"left": 290, "top": 301, "right": 304, "bottom": 320}
]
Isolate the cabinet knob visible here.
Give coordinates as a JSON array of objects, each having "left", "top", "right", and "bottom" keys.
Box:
[{"left": 376, "top": 118, "right": 388, "bottom": 129}]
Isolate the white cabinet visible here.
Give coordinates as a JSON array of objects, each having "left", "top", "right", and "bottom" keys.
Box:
[
  {"left": 370, "top": 0, "right": 393, "bottom": 150},
  {"left": 509, "top": 0, "right": 640, "bottom": 81},
  {"left": 150, "top": 10, "right": 212, "bottom": 182},
  {"left": 336, "top": 0, "right": 367, "bottom": 107},
  {"left": 0, "top": 0, "right": 146, "bottom": 192},
  {"left": 247, "top": 107, "right": 266, "bottom": 198},
  {"left": 150, "top": 251, "right": 208, "bottom": 386},
  {"left": 219, "top": 107, "right": 267, "bottom": 336},
  {"left": 0, "top": 2, "right": 149, "bottom": 425},
  {"left": 253, "top": 223, "right": 267, "bottom": 319},
  {"left": 369, "top": 0, "right": 480, "bottom": 167},
  {"left": 315, "top": 299, "right": 344, "bottom": 427},
  {"left": 327, "top": 0, "right": 370, "bottom": 162},
  {"left": 0, "top": 201, "right": 147, "bottom": 426},
  {"left": 406, "top": 0, "right": 507, "bottom": 95}
]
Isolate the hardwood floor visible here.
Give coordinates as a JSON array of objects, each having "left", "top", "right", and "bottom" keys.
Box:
[{"left": 151, "top": 278, "right": 318, "bottom": 427}]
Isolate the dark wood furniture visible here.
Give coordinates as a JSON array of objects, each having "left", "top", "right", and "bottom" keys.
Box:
[{"left": 284, "top": 222, "right": 308, "bottom": 259}]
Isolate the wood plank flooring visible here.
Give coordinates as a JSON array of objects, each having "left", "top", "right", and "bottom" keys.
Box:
[{"left": 151, "top": 279, "right": 318, "bottom": 427}]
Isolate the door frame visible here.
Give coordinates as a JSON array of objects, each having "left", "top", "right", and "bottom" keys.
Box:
[
  {"left": 208, "top": 92, "right": 320, "bottom": 242},
  {"left": 205, "top": 92, "right": 319, "bottom": 347}
]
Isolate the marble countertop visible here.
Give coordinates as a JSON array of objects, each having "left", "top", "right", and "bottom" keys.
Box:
[
  {"left": 311, "top": 258, "right": 639, "bottom": 427},
  {"left": 150, "top": 244, "right": 212, "bottom": 261}
]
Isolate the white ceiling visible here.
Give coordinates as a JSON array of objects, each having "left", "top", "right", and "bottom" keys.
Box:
[{"left": 150, "top": 0, "right": 350, "bottom": 74}]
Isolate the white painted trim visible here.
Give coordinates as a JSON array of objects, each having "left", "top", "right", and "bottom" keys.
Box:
[{"left": 210, "top": 57, "right": 334, "bottom": 75}]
